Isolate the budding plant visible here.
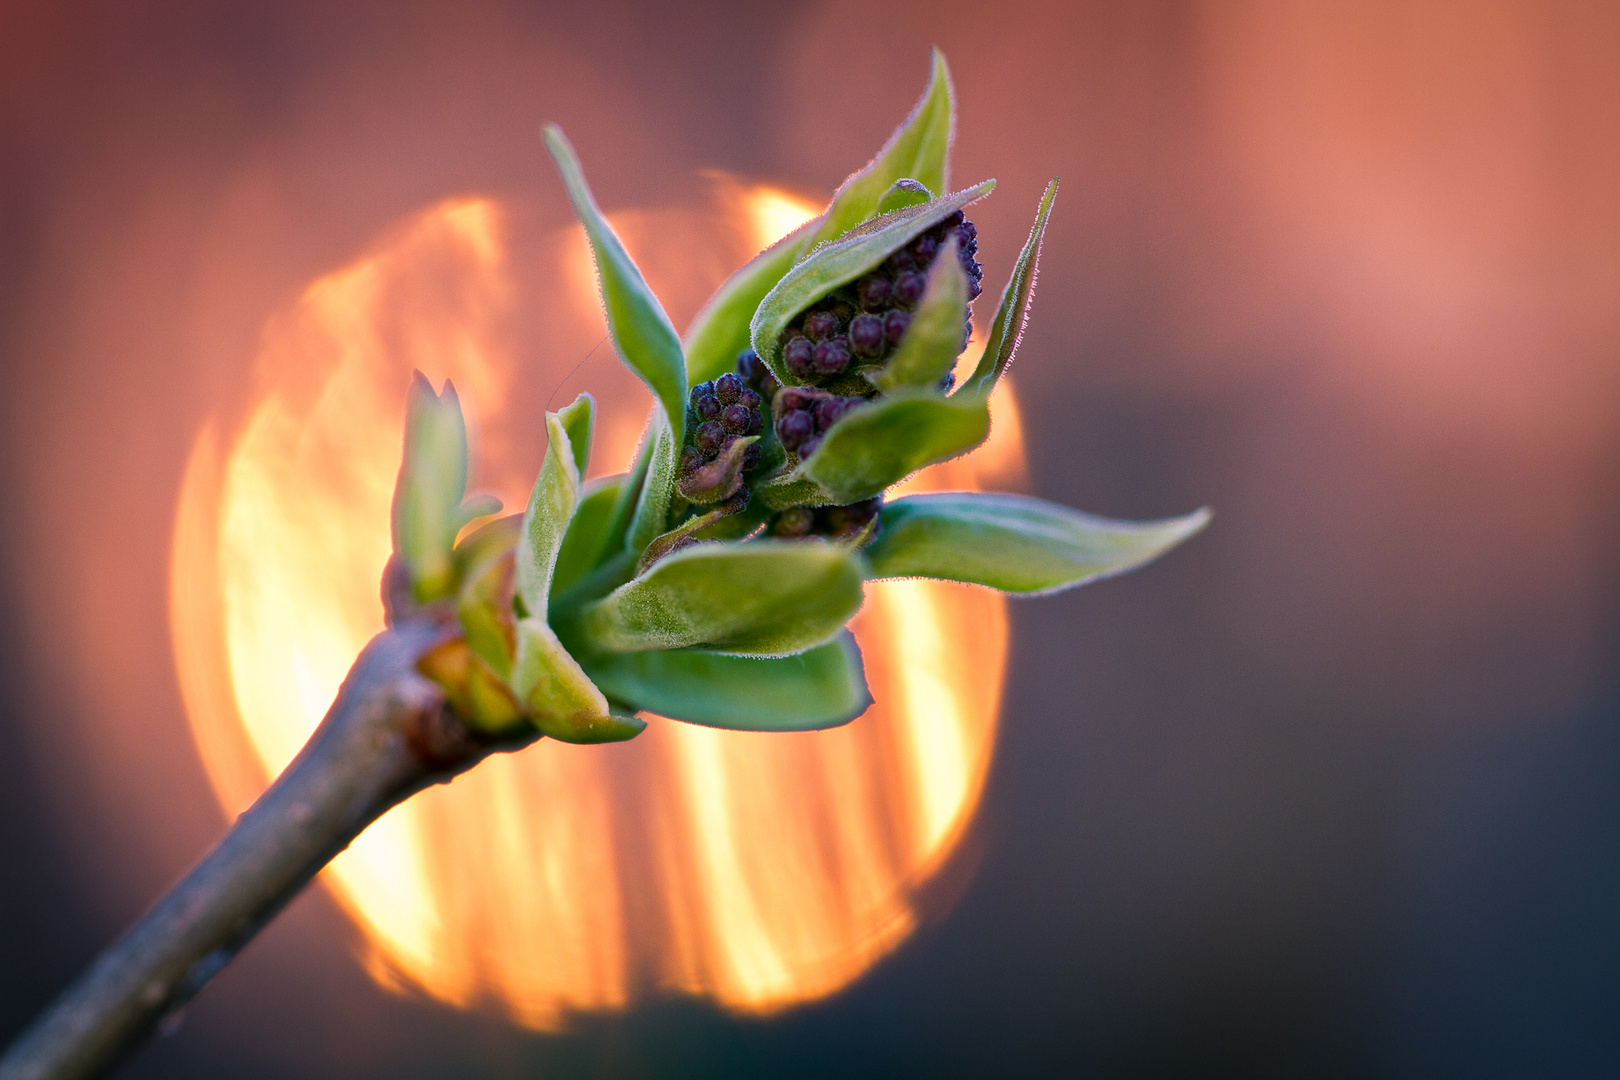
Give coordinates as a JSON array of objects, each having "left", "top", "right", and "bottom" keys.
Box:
[{"left": 0, "top": 50, "right": 1206, "bottom": 1080}]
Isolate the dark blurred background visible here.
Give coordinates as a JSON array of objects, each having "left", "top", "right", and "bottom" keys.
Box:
[{"left": 4, "top": 1, "right": 1620, "bottom": 1076}]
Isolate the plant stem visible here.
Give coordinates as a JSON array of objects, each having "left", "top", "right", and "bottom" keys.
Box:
[{"left": 0, "top": 621, "right": 536, "bottom": 1080}]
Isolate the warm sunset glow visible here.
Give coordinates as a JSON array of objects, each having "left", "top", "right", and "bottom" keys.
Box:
[{"left": 170, "top": 186, "right": 1027, "bottom": 1027}]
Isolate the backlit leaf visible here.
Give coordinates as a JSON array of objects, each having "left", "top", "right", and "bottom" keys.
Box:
[
  {"left": 543, "top": 126, "right": 687, "bottom": 444},
  {"left": 863, "top": 493, "right": 1211, "bottom": 595},
  {"left": 578, "top": 540, "right": 864, "bottom": 657},
  {"left": 966, "top": 178, "right": 1058, "bottom": 395},
  {"left": 585, "top": 633, "right": 870, "bottom": 732},
  {"left": 516, "top": 404, "right": 584, "bottom": 615},
  {"left": 787, "top": 389, "right": 991, "bottom": 506}
]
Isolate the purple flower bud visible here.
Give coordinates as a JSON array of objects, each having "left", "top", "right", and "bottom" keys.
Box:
[
  {"left": 848, "top": 313, "right": 885, "bottom": 359},
  {"left": 679, "top": 446, "right": 704, "bottom": 476},
  {"left": 745, "top": 408, "right": 764, "bottom": 435},
  {"left": 803, "top": 310, "right": 839, "bottom": 342},
  {"left": 943, "top": 210, "right": 964, "bottom": 228},
  {"left": 884, "top": 249, "right": 916, "bottom": 276},
  {"left": 883, "top": 309, "right": 911, "bottom": 347},
  {"left": 776, "top": 408, "right": 814, "bottom": 450},
  {"left": 714, "top": 372, "right": 744, "bottom": 404},
  {"left": 856, "top": 274, "right": 891, "bottom": 310},
  {"left": 798, "top": 435, "right": 823, "bottom": 459},
  {"left": 693, "top": 380, "right": 715, "bottom": 398},
  {"left": 696, "top": 420, "right": 727, "bottom": 456},
  {"left": 814, "top": 396, "right": 855, "bottom": 430},
  {"left": 783, "top": 334, "right": 815, "bottom": 378},
  {"left": 693, "top": 393, "right": 721, "bottom": 421},
  {"left": 892, "top": 271, "right": 926, "bottom": 308},
  {"left": 912, "top": 233, "right": 939, "bottom": 264},
  {"left": 773, "top": 508, "right": 815, "bottom": 538},
  {"left": 742, "top": 442, "right": 761, "bottom": 471},
  {"left": 775, "top": 386, "right": 814, "bottom": 414},
  {"left": 737, "top": 348, "right": 764, "bottom": 385},
  {"left": 956, "top": 220, "right": 976, "bottom": 245},
  {"left": 966, "top": 276, "right": 982, "bottom": 301},
  {"left": 721, "top": 403, "right": 753, "bottom": 435},
  {"left": 811, "top": 338, "right": 851, "bottom": 377},
  {"left": 736, "top": 387, "right": 762, "bottom": 410}
]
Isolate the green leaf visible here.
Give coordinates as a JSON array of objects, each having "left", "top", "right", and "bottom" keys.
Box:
[
  {"left": 788, "top": 389, "right": 991, "bottom": 506},
  {"left": 457, "top": 549, "right": 517, "bottom": 679},
  {"left": 578, "top": 540, "right": 864, "bottom": 657},
  {"left": 750, "top": 181, "right": 995, "bottom": 384},
  {"left": 556, "top": 391, "right": 594, "bottom": 476},
  {"left": 516, "top": 404, "right": 584, "bottom": 616},
  {"left": 391, "top": 374, "right": 501, "bottom": 603},
  {"left": 875, "top": 178, "right": 934, "bottom": 216},
  {"left": 967, "top": 178, "right": 1058, "bottom": 395},
  {"left": 807, "top": 48, "right": 955, "bottom": 248},
  {"left": 584, "top": 632, "right": 870, "bottom": 732},
  {"left": 867, "top": 235, "right": 967, "bottom": 393},
  {"left": 682, "top": 50, "right": 956, "bottom": 385},
  {"left": 864, "top": 493, "right": 1211, "bottom": 594},
  {"left": 626, "top": 408, "right": 680, "bottom": 554},
  {"left": 683, "top": 216, "right": 821, "bottom": 385},
  {"left": 543, "top": 126, "right": 687, "bottom": 444},
  {"left": 512, "top": 617, "right": 639, "bottom": 743},
  {"left": 551, "top": 476, "right": 621, "bottom": 599}
]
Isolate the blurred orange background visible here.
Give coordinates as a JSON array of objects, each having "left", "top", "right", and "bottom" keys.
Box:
[{"left": 2, "top": 2, "right": 1618, "bottom": 1077}]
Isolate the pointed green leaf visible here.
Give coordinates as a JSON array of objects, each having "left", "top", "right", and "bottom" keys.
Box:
[
  {"left": 392, "top": 374, "right": 495, "bottom": 603},
  {"left": 868, "top": 235, "right": 967, "bottom": 393},
  {"left": 808, "top": 48, "right": 955, "bottom": 248},
  {"left": 512, "top": 616, "right": 636, "bottom": 743},
  {"left": 864, "top": 493, "right": 1211, "bottom": 594},
  {"left": 876, "top": 178, "right": 934, "bottom": 216},
  {"left": 751, "top": 181, "right": 994, "bottom": 383},
  {"left": 683, "top": 50, "right": 956, "bottom": 385},
  {"left": 788, "top": 389, "right": 991, "bottom": 506},
  {"left": 551, "top": 476, "right": 622, "bottom": 600},
  {"left": 636, "top": 503, "right": 737, "bottom": 576},
  {"left": 457, "top": 550, "right": 517, "bottom": 679},
  {"left": 584, "top": 632, "right": 870, "bottom": 732},
  {"left": 516, "top": 405, "right": 583, "bottom": 615},
  {"left": 578, "top": 540, "right": 864, "bottom": 657},
  {"left": 967, "top": 178, "right": 1058, "bottom": 395},
  {"left": 543, "top": 126, "right": 687, "bottom": 443},
  {"left": 683, "top": 216, "right": 821, "bottom": 385},
  {"left": 556, "top": 391, "right": 594, "bottom": 476}
]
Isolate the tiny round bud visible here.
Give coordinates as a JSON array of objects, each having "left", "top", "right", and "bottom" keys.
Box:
[
  {"left": 943, "top": 210, "right": 964, "bottom": 228},
  {"left": 773, "top": 508, "right": 815, "bottom": 538},
  {"left": 679, "top": 446, "right": 703, "bottom": 476},
  {"left": 956, "top": 219, "right": 976, "bottom": 244},
  {"left": 814, "top": 396, "right": 853, "bottom": 430},
  {"left": 737, "top": 348, "right": 763, "bottom": 385},
  {"left": 812, "top": 338, "right": 851, "bottom": 377},
  {"left": 742, "top": 442, "right": 761, "bottom": 471},
  {"left": 715, "top": 372, "right": 744, "bottom": 404},
  {"left": 783, "top": 334, "right": 815, "bottom": 378},
  {"left": 745, "top": 408, "right": 764, "bottom": 435},
  {"left": 736, "top": 387, "right": 762, "bottom": 410},
  {"left": 883, "top": 309, "right": 912, "bottom": 346},
  {"left": 912, "top": 233, "right": 939, "bottom": 264},
  {"left": 776, "top": 409, "right": 814, "bottom": 451},
  {"left": 693, "top": 393, "right": 722, "bottom": 421},
  {"left": 803, "top": 310, "right": 839, "bottom": 342},
  {"left": 848, "top": 313, "right": 885, "bottom": 359},
  {"left": 776, "top": 386, "right": 813, "bottom": 414},
  {"left": 885, "top": 249, "right": 917, "bottom": 276},
  {"left": 798, "top": 434, "right": 823, "bottom": 459},
  {"left": 694, "top": 380, "right": 715, "bottom": 398},
  {"left": 966, "top": 276, "right": 982, "bottom": 301},
  {"left": 721, "top": 403, "right": 753, "bottom": 435},
  {"left": 856, "top": 274, "right": 891, "bottom": 310},
  {"left": 892, "top": 271, "right": 926, "bottom": 308},
  {"left": 696, "top": 420, "right": 727, "bottom": 456}
]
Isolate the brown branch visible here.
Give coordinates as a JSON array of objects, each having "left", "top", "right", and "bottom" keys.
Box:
[{"left": 0, "top": 621, "right": 538, "bottom": 1080}]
